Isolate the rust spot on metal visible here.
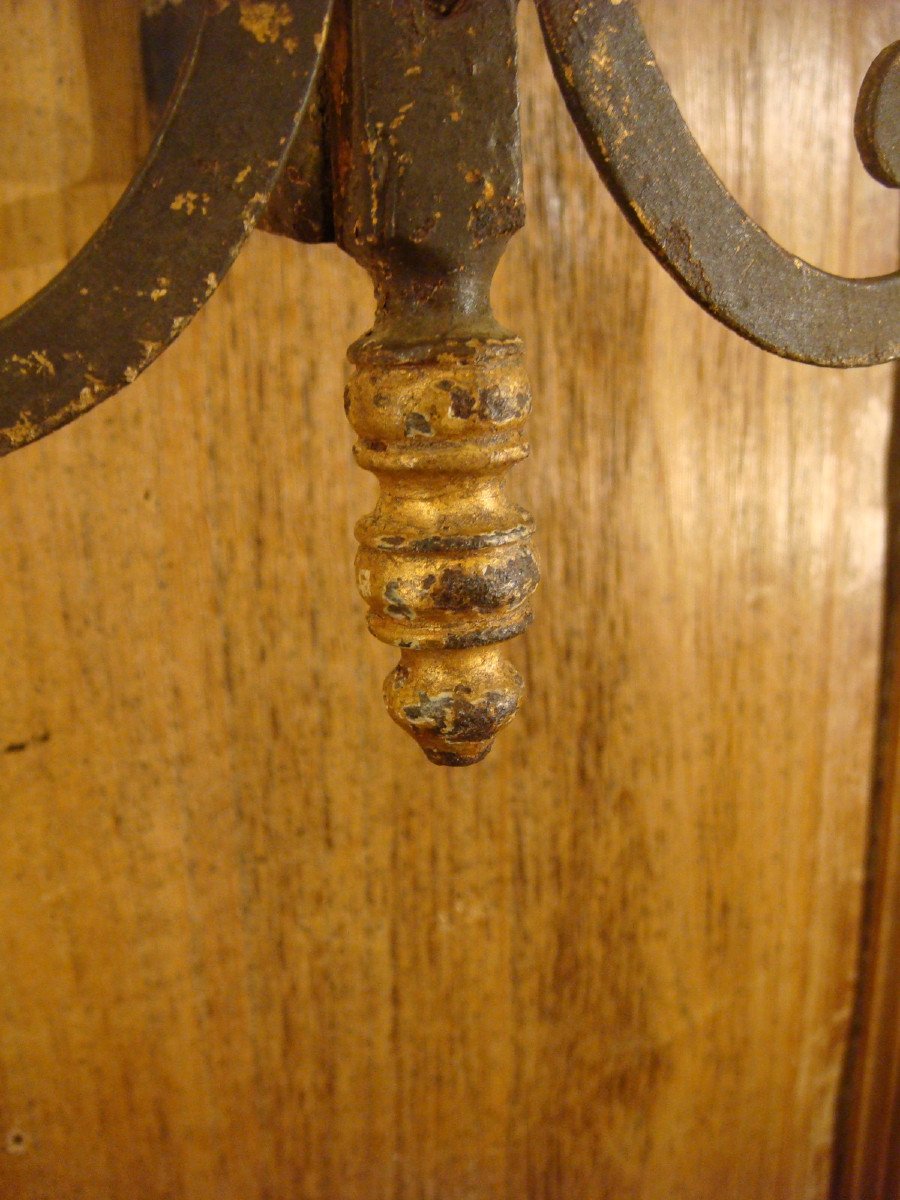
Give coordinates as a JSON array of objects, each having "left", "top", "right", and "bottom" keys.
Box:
[
  {"left": 666, "top": 219, "right": 713, "bottom": 305},
  {"left": 468, "top": 195, "right": 525, "bottom": 246}
]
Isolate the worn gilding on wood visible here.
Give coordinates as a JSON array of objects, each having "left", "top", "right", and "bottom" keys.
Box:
[{"left": 347, "top": 337, "right": 537, "bottom": 764}]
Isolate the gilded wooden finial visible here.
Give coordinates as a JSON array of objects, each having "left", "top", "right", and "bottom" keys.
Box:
[
  {"left": 346, "top": 330, "right": 537, "bottom": 765},
  {"left": 331, "top": 0, "right": 538, "bottom": 764}
]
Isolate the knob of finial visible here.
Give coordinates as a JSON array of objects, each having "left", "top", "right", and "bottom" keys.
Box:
[{"left": 384, "top": 649, "right": 525, "bottom": 767}]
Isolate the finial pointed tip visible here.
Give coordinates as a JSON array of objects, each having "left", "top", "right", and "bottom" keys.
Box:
[
  {"left": 384, "top": 649, "right": 524, "bottom": 766},
  {"left": 423, "top": 745, "right": 493, "bottom": 768}
]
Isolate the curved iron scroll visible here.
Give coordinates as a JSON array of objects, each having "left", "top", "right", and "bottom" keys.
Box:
[
  {"left": 0, "top": 0, "right": 331, "bottom": 456},
  {"left": 536, "top": 0, "right": 899, "bottom": 368}
]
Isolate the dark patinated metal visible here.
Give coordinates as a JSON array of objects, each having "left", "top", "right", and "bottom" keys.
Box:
[
  {"left": 2, "top": 0, "right": 898, "bottom": 762},
  {"left": 142, "top": 3, "right": 335, "bottom": 246},
  {"left": 536, "top": 0, "right": 899, "bottom": 367},
  {"left": 856, "top": 41, "right": 900, "bottom": 190},
  {"left": 0, "top": 0, "right": 331, "bottom": 456}
]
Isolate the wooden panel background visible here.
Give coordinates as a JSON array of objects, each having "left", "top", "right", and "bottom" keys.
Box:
[
  {"left": 834, "top": 377, "right": 900, "bottom": 1200},
  {"left": 0, "top": 2, "right": 896, "bottom": 1197}
]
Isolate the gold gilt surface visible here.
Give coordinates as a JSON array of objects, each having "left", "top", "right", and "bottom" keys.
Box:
[{"left": 0, "top": 2, "right": 896, "bottom": 1197}]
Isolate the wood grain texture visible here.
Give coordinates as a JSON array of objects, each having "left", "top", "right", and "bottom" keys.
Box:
[
  {"left": 833, "top": 369, "right": 900, "bottom": 1200},
  {"left": 0, "top": 2, "right": 895, "bottom": 1197}
]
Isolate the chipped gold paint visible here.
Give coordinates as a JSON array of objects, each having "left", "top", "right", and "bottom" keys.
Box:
[
  {"left": 238, "top": 2, "right": 293, "bottom": 46},
  {"left": 170, "top": 191, "right": 211, "bottom": 216},
  {"left": 3, "top": 380, "right": 105, "bottom": 451},
  {"left": 9, "top": 351, "right": 55, "bottom": 377},
  {"left": 3, "top": 411, "right": 39, "bottom": 449}
]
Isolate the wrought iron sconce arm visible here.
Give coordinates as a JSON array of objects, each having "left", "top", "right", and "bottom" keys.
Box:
[
  {"left": 0, "top": 0, "right": 896, "bottom": 764},
  {"left": 0, "top": 0, "right": 332, "bottom": 453},
  {"left": 537, "top": 0, "right": 899, "bottom": 368}
]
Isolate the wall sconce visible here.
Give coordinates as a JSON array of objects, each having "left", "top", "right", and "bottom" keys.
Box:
[{"left": 0, "top": 0, "right": 896, "bottom": 765}]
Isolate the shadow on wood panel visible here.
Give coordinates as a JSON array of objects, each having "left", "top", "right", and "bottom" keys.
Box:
[{"left": 831, "top": 358, "right": 900, "bottom": 1200}]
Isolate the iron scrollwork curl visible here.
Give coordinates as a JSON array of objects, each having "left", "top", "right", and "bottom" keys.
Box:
[
  {"left": 536, "top": 0, "right": 899, "bottom": 368},
  {"left": 0, "top": 0, "right": 332, "bottom": 455}
]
